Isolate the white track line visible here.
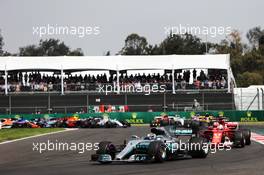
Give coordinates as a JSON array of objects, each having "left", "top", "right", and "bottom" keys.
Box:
[
  {"left": 0, "top": 128, "right": 78, "bottom": 145},
  {"left": 251, "top": 132, "right": 264, "bottom": 145}
]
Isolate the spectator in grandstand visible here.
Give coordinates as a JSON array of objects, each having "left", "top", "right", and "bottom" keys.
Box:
[
  {"left": 193, "top": 69, "right": 197, "bottom": 81},
  {"left": 192, "top": 99, "right": 200, "bottom": 110},
  {"left": 220, "top": 77, "right": 227, "bottom": 88},
  {"left": 1, "top": 69, "right": 228, "bottom": 93}
]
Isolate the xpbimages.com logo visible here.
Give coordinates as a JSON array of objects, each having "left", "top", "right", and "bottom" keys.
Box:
[
  {"left": 164, "top": 24, "right": 232, "bottom": 38},
  {"left": 98, "top": 84, "right": 166, "bottom": 95},
  {"left": 32, "top": 140, "right": 99, "bottom": 154},
  {"left": 163, "top": 140, "right": 232, "bottom": 154},
  {"left": 32, "top": 24, "right": 100, "bottom": 38}
]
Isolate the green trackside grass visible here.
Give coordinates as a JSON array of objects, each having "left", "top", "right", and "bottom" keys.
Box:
[{"left": 0, "top": 128, "right": 64, "bottom": 142}]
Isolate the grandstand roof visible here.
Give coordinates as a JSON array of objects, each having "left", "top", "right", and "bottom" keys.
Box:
[{"left": 0, "top": 54, "right": 230, "bottom": 71}]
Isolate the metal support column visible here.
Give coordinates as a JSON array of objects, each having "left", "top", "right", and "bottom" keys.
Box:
[
  {"left": 257, "top": 88, "right": 260, "bottom": 110},
  {"left": 86, "top": 94, "right": 89, "bottom": 113},
  {"left": 261, "top": 88, "right": 264, "bottom": 110},
  {"left": 227, "top": 55, "right": 231, "bottom": 93},
  {"left": 5, "top": 65, "right": 8, "bottom": 95},
  {"left": 116, "top": 66, "right": 120, "bottom": 94},
  {"left": 172, "top": 65, "right": 175, "bottom": 94},
  {"left": 47, "top": 93, "right": 51, "bottom": 114},
  {"left": 240, "top": 88, "right": 243, "bottom": 110},
  {"left": 227, "top": 67, "right": 231, "bottom": 93},
  {"left": 61, "top": 66, "right": 64, "bottom": 95}
]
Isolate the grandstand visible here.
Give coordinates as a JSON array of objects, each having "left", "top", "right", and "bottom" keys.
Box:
[{"left": 0, "top": 54, "right": 236, "bottom": 114}]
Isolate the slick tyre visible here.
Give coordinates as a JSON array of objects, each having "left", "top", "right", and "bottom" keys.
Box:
[
  {"left": 242, "top": 129, "right": 251, "bottom": 145},
  {"left": 188, "top": 137, "right": 209, "bottom": 158},
  {"left": 234, "top": 131, "right": 245, "bottom": 148},
  {"left": 148, "top": 141, "right": 167, "bottom": 163}
]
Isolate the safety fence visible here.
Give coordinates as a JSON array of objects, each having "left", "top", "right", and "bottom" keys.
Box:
[{"left": 0, "top": 92, "right": 235, "bottom": 114}]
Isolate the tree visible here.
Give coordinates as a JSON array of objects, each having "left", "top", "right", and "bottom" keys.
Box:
[
  {"left": 19, "top": 39, "right": 84, "bottom": 56},
  {"left": 68, "top": 48, "right": 84, "bottom": 56},
  {"left": 0, "top": 32, "right": 4, "bottom": 56},
  {"left": 158, "top": 33, "right": 207, "bottom": 55},
  {"left": 216, "top": 30, "right": 244, "bottom": 56},
  {"left": 19, "top": 45, "right": 43, "bottom": 56},
  {"left": 215, "top": 31, "right": 245, "bottom": 78},
  {"left": 237, "top": 72, "right": 263, "bottom": 87},
  {"left": 246, "top": 26, "right": 264, "bottom": 48},
  {"left": 119, "top": 33, "right": 149, "bottom": 55}
]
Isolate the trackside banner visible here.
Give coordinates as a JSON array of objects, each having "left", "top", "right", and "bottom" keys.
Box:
[{"left": 0, "top": 110, "right": 263, "bottom": 123}]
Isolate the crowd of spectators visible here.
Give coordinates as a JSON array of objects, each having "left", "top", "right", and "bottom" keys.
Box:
[{"left": 0, "top": 69, "right": 227, "bottom": 93}]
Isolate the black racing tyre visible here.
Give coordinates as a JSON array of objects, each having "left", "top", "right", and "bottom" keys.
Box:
[
  {"left": 96, "top": 141, "right": 117, "bottom": 160},
  {"left": 61, "top": 122, "right": 67, "bottom": 128},
  {"left": 234, "top": 131, "right": 245, "bottom": 148},
  {"left": 169, "top": 120, "right": 175, "bottom": 125},
  {"left": 90, "top": 121, "right": 96, "bottom": 128},
  {"left": 188, "top": 137, "right": 209, "bottom": 158},
  {"left": 183, "top": 120, "right": 192, "bottom": 128},
  {"left": 23, "top": 123, "right": 29, "bottom": 128},
  {"left": 242, "top": 129, "right": 251, "bottom": 145},
  {"left": 190, "top": 121, "right": 200, "bottom": 136},
  {"left": 148, "top": 141, "right": 167, "bottom": 163},
  {"left": 12, "top": 123, "right": 18, "bottom": 128},
  {"left": 105, "top": 122, "right": 111, "bottom": 128}
]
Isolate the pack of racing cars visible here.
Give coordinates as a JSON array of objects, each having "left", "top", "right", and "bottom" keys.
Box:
[
  {"left": 0, "top": 116, "right": 130, "bottom": 129},
  {"left": 151, "top": 114, "right": 251, "bottom": 148},
  {"left": 91, "top": 114, "right": 252, "bottom": 164},
  {"left": 0, "top": 118, "right": 40, "bottom": 128}
]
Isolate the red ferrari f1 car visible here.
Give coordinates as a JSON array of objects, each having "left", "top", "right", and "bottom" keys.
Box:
[{"left": 198, "top": 117, "right": 251, "bottom": 148}]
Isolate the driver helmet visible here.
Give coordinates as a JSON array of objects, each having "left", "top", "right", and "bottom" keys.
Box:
[
  {"left": 146, "top": 133, "right": 156, "bottom": 140},
  {"left": 213, "top": 122, "right": 219, "bottom": 128},
  {"left": 218, "top": 124, "right": 224, "bottom": 130}
]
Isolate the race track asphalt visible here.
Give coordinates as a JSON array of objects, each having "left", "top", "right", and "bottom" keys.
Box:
[{"left": 0, "top": 126, "right": 263, "bottom": 175}]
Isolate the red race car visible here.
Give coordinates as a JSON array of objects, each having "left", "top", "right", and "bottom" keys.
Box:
[
  {"left": 199, "top": 117, "right": 251, "bottom": 148},
  {"left": 150, "top": 115, "right": 177, "bottom": 127},
  {"left": 57, "top": 116, "right": 80, "bottom": 128}
]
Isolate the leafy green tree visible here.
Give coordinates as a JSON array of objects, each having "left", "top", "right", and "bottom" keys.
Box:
[
  {"left": 246, "top": 26, "right": 264, "bottom": 48},
  {"left": 237, "top": 72, "right": 263, "bottom": 87},
  {"left": 159, "top": 33, "right": 207, "bottom": 55},
  {"left": 119, "top": 33, "right": 149, "bottom": 55},
  {"left": 19, "top": 45, "right": 43, "bottom": 56},
  {"left": 19, "top": 39, "right": 84, "bottom": 56},
  {"left": 0, "top": 32, "right": 4, "bottom": 56},
  {"left": 68, "top": 48, "right": 84, "bottom": 56},
  {"left": 215, "top": 30, "right": 246, "bottom": 80}
]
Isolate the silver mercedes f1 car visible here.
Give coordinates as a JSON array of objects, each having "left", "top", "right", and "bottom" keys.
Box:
[{"left": 91, "top": 127, "right": 209, "bottom": 164}]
